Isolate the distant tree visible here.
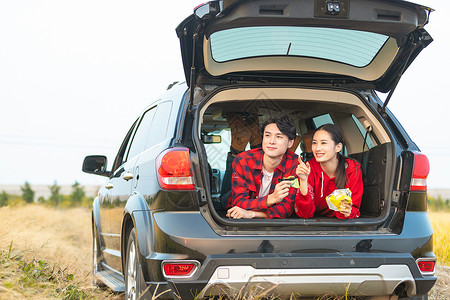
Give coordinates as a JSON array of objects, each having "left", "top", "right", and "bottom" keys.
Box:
[
  {"left": 21, "top": 181, "right": 35, "bottom": 203},
  {"left": 428, "top": 195, "right": 450, "bottom": 212},
  {"left": 70, "top": 181, "right": 85, "bottom": 206},
  {"left": 49, "top": 181, "right": 63, "bottom": 208},
  {"left": 37, "top": 196, "right": 46, "bottom": 204},
  {"left": 0, "top": 190, "right": 8, "bottom": 207}
]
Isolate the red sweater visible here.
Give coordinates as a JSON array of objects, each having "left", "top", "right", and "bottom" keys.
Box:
[{"left": 295, "top": 157, "right": 363, "bottom": 219}]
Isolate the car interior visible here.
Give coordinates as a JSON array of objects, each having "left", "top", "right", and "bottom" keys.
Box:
[{"left": 199, "top": 90, "right": 393, "bottom": 220}]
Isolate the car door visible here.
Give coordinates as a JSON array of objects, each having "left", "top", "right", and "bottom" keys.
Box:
[
  {"left": 133, "top": 101, "right": 174, "bottom": 209},
  {"left": 97, "top": 119, "right": 137, "bottom": 271},
  {"left": 107, "top": 106, "right": 157, "bottom": 271}
]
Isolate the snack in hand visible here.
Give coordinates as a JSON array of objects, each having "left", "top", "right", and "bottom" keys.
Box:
[
  {"left": 326, "top": 188, "right": 352, "bottom": 211},
  {"left": 279, "top": 176, "right": 299, "bottom": 188}
]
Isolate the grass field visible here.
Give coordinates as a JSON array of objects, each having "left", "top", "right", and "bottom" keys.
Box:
[
  {"left": 0, "top": 205, "right": 449, "bottom": 299},
  {"left": 0, "top": 205, "right": 117, "bottom": 299},
  {"left": 429, "top": 212, "right": 450, "bottom": 266}
]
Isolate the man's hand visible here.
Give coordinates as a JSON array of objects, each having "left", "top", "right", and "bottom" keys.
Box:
[
  {"left": 226, "top": 206, "right": 256, "bottom": 219},
  {"left": 267, "top": 181, "right": 291, "bottom": 207}
]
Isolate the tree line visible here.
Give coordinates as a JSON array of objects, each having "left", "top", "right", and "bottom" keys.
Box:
[
  {"left": 0, "top": 181, "right": 96, "bottom": 208},
  {"left": 428, "top": 195, "right": 450, "bottom": 212},
  {"left": 1, "top": 183, "right": 449, "bottom": 211}
]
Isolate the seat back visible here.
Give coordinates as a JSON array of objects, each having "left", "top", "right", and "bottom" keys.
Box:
[{"left": 301, "top": 130, "right": 314, "bottom": 161}]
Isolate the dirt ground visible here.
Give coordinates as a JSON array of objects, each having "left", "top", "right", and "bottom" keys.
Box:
[{"left": 0, "top": 205, "right": 448, "bottom": 299}]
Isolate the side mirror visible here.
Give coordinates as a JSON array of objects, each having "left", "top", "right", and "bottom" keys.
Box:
[
  {"left": 202, "top": 134, "right": 221, "bottom": 144},
  {"left": 82, "top": 155, "right": 109, "bottom": 176}
]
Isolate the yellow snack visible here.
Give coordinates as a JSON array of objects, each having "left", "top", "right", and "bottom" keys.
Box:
[
  {"left": 280, "top": 176, "right": 299, "bottom": 188},
  {"left": 326, "top": 188, "right": 352, "bottom": 211}
]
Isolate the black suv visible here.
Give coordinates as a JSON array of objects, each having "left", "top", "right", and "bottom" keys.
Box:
[{"left": 83, "top": 1, "right": 436, "bottom": 299}]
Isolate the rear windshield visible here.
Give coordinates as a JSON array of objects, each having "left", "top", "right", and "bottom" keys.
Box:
[{"left": 210, "top": 26, "right": 389, "bottom": 67}]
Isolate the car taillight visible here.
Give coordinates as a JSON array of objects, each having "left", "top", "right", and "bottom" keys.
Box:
[
  {"left": 193, "top": 2, "right": 208, "bottom": 12},
  {"left": 156, "top": 148, "right": 195, "bottom": 190},
  {"left": 162, "top": 261, "right": 199, "bottom": 277},
  {"left": 410, "top": 152, "right": 430, "bottom": 192},
  {"left": 417, "top": 259, "right": 435, "bottom": 274}
]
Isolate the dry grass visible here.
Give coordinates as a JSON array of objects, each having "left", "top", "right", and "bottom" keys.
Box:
[
  {"left": 429, "top": 264, "right": 450, "bottom": 300},
  {"left": 0, "top": 205, "right": 91, "bottom": 277},
  {"left": 0, "top": 205, "right": 449, "bottom": 299},
  {"left": 428, "top": 211, "right": 450, "bottom": 300},
  {"left": 429, "top": 212, "right": 450, "bottom": 266},
  {"left": 0, "top": 204, "right": 119, "bottom": 299}
]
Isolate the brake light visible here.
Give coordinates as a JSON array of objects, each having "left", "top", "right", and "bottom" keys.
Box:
[
  {"left": 193, "top": 1, "right": 221, "bottom": 18},
  {"left": 410, "top": 152, "right": 430, "bottom": 192},
  {"left": 156, "top": 148, "right": 195, "bottom": 190},
  {"left": 162, "top": 261, "right": 198, "bottom": 277},
  {"left": 417, "top": 259, "right": 435, "bottom": 274},
  {"left": 193, "top": 2, "right": 208, "bottom": 11}
]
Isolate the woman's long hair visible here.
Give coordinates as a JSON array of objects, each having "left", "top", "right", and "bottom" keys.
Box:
[{"left": 314, "top": 124, "right": 347, "bottom": 189}]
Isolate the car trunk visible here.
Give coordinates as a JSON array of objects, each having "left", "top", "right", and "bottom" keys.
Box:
[
  {"left": 192, "top": 84, "right": 406, "bottom": 233},
  {"left": 177, "top": 0, "right": 432, "bottom": 234},
  {"left": 176, "top": 0, "right": 432, "bottom": 92}
]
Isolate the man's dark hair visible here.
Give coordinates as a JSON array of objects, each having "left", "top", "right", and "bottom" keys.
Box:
[{"left": 260, "top": 115, "right": 297, "bottom": 140}]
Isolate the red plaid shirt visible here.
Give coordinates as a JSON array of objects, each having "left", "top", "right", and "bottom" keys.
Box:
[{"left": 230, "top": 148, "right": 298, "bottom": 218}]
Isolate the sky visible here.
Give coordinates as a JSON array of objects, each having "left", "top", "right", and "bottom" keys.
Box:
[{"left": 0, "top": 0, "right": 449, "bottom": 189}]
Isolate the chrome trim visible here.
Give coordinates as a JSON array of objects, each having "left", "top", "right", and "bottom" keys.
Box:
[
  {"left": 103, "top": 248, "right": 121, "bottom": 257},
  {"left": 198, "top": 265, "right": 416, "bottom": 298},
  {"left": 100, "top": 233, "right": 121, "bottom": 238},
  {"left": 100, "top": 262, "right": 124, "bottom": 277},
  {"left": 95, "top": 270, "right": 125, "bottom": 292},
  {"left": 161, "top": 260, "right": 201, "bottom": 279},
  {"left": 416, "top": 257, "right": 436, "bottom": 276}
]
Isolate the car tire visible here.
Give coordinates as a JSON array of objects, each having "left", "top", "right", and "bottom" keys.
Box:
[{"left": 125, "top": 228, "right": 144, "bottom": 300}]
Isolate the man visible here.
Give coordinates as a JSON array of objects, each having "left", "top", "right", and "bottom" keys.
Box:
[
  {"left": 219, "top": 112, "right": 262, "bottom": 210},
  {"left": 226, "top": 115, "right": 299, "bottom": 219}
]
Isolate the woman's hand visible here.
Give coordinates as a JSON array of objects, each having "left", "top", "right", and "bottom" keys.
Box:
[
  {"left": 296, "top": 158, "right": 311, "bottom": 196},
  {"left": 296, "top": 159, "right": 311, "bottom": 182},
  {"left": 226, "top": 206, "right": 256, "bottom": 219},
  {"left": 339, "top": 200, "right": 352, "bottom": 218}
]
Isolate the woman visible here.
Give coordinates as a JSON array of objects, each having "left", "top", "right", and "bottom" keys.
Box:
[{"left": 295, "top": 124, "right": 363, "bottom": 219}]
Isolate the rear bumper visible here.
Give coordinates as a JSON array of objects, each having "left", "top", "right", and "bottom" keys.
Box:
[{"left": 163, "top": 253, "right": 436, "bottom": 299}]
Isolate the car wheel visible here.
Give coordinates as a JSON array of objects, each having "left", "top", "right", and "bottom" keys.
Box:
[{"left": 125, "top": 228, "right": 143, "bottom": 300}]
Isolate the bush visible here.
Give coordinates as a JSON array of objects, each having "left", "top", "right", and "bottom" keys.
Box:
[
  {"left": 0, "top": 190, "right": 8, "bottom": 207},
  {"left": 428, "top": 196, "right": 450, "bottom": 212},
  {"left": 21, "top": 182, "right": 35, "bottom": 204}
]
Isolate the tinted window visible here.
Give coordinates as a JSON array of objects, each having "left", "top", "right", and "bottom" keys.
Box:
[
  {"left": 210, "top": 26, "right": 388, "bottom": 67},
  {"left": 204, "top": 128, "right": 232, "bottom": 172},
  {"left": 312, "top": 114, "right": 334, "bottom": 127},
  {"left": 352, "top": 115, "right": 375, "bottom": 149},
  {"left": 126, "top": 107, "right": 156, "bottom": 160},
  {"left": 111, "top": 119, "right": 138, "bottom": 172},
  {"left": 145, "top": 101, "right": 172, "bottom": 148}
]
